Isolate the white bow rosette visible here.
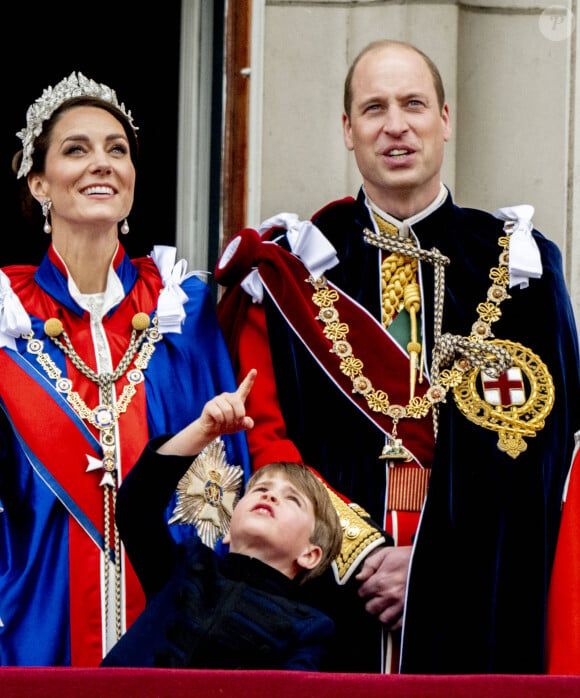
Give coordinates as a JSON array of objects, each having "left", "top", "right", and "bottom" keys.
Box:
[
  {"left": 493, "top": 205, "right": 542, "bottom": 289},
  {"left": 0, "top": 271, "right": 32, "bottom": 350},
  {"left": 150, "top": 245, "right": 208, "bottom": 333},
  {"left": 233, "top": 212, "right": 339, "bottom": 303}
]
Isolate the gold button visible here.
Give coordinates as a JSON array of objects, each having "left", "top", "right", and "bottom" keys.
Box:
[
  {"left": 132, "top": 312, "right": 150, "bottom": 331},
  {"left": 44, "top": 318, "right": 63, "bottom": 337},
  {"left": 345, "top": 525, "right": 360, "bottom": 540}
]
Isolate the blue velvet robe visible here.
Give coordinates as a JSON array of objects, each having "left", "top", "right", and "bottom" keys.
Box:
[
  {"left": 0, "top": 244, "right": 250, "bottom": 666},
  {"left": 217, "top": 189, "right": 580, "bottom": 673}
]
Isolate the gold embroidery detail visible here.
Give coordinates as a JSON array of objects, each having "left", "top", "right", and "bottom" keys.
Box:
[
  {"left": 387, "top": 465, "right": 431, "bottom": 511},
  {"left": 450, "top": 232, "right": 555, "bottom": 456},
  {"left": 381, "top": 253, "right": 418, "bottom": 325},
  {"left": 308, "top": 275, "right": 449, "bottom": 428},
  {"left": 323, "top": 486, "right": 384, "bottom": 582},
  {"left": 453, "top": 341, "right": 554, "bottom": 458},
  {"left": 374, "top": 214, "right": 419, "bottom": 327},
  {"left": 374, "top": 213, "right": 425, "bottom": 399},
  {"left": 322, "top": 222, "right": 552, "bottom": 458},
  {"left": 345, "top": 526, "right": 361, "bottom": 540}
]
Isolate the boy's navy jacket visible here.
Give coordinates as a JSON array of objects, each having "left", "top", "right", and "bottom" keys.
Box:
[{"left": 100, "top": 439, "right": 335, "bottom": 670}]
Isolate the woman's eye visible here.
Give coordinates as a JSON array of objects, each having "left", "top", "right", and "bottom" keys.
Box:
[{"left": 110, "top": 143, "right": 128, "bottom": 154}]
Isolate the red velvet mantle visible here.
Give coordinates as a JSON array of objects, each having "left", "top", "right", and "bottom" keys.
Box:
[{"left": 0, "top": 669, "right": 579, "bottom": 697}]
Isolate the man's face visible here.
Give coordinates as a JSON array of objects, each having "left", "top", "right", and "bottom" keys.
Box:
[{"left": 343, "top": 45, "right": 451, "bottom": 218}]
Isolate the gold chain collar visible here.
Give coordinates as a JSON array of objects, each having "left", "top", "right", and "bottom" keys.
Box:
[
  {"left": 22, "top": 311, "right": 162, "bottom": 642},
  {"left": 308, "top": 229, "right": 516, "bottom": 457},
  {"left": 24, "top": 312, "right": 162, "bottom": 477}
]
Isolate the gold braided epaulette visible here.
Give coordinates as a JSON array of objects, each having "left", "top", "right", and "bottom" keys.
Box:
[{"left": 323, "top": 485, "right": 386, "bottom": 585}]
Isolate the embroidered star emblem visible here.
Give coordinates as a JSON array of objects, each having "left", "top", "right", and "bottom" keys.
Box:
[{"left": 168, "top": 437, "right": 244, "bottom": 549}]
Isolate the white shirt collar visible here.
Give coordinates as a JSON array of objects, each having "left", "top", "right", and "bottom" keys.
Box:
[{"left": 366, "top": 183, "right": 448, "bottom": 237}]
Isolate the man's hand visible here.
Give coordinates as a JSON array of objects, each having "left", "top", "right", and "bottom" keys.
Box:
[{"left": 355, "top": 545, "right": 412, "bottom": 629}]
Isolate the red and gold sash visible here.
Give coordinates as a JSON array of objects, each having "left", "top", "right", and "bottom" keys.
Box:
[{"left": 220, "top": 231, "right": 435, "bottom": 469}]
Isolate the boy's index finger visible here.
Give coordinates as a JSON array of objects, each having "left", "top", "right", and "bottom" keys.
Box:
[{"left": 237, "top": 369, "right": 257, "bottom": 402}]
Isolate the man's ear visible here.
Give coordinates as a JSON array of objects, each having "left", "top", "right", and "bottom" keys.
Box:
[
  {"left": 441, "top": 103, "right": 452, "bottom": 143},
  {"left": 222, "top": 531, "right": 231, "bottom": 545},
  {"left": 342, "top": 112, "right": 354, "bottom": 152},
  {"left": 297, "top": 543, "right": 323, "bottom": 571}
]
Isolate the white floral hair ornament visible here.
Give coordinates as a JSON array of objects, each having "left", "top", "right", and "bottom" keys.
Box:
[{"left": 15, "top": 71, "right": 138, "bottom": 179}]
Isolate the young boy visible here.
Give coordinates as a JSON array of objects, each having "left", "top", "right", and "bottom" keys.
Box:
[{"left": 101, "top": 370, "right": 343, "bottom": 670}]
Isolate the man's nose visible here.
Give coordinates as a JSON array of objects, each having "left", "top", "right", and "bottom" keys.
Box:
[{"left": 383, "top": 107, "right": 407, "bottom": 135}]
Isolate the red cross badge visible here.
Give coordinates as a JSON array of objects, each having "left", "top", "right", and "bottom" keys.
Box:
[
  {"left": 453, "top": 339, "right": 555, "bottom": 458},
  {"left": 481, "top": 367, "right": 526, "bottom": 407}
]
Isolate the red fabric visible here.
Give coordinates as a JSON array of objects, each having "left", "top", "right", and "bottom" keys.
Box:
[
  {"left": 255, "top": 243, "right": 435, "bottom": 467},
  {"left": 2, "top": 254, "right": 160, "bottom": 665},
  {"left": 69, "top": 522, "right": 102, "bottom": 666},
  {"left": 238, "top": 303, "right": 303, "bottom": 468},
  {"left": 546, "top": 446, "right": 580, "bottom": 674},
  {"left": 214, "top": 228, "right": 262, "bottom": 288},
  {"left": 224, "top": 239, "right": 435, "bottom": 468},
  {"left": 0, "top": 350, "right": 104, "bottom": 530},
  {"left": 217, "top": 226, "right": 428, "bottom": 676},
  {"left": 0, "top": 668, "right": 578, "bottom": 697},
  {"left": 310, "top": 195, "right": 357, "bottom": 220},
  {"left": 385, "top": 511, "right": 420, "bottom": 547}
]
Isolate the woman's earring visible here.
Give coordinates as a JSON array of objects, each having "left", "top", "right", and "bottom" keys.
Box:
[
  {"left": 121, "top": 219, "right": 130, "bottom": 235},
  {"left": 41, "top": 198, "right": 52, "bottom": 234}
]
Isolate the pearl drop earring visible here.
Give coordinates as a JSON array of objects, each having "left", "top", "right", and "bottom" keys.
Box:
[
  {"left": 121, "top": 219, "right": 130, "bottom": 235},
  {"left": 41, "top": 198, "right": 52, "bottom": 234}
]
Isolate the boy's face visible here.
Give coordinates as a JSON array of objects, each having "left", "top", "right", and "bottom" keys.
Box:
[{"left": 224, "top": 472, "right": 322, "bottom": 579}]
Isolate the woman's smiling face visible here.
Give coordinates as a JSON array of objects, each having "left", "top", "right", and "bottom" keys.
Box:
[{"left": 28, "top": 105, "right": 135, "bottom": 236}]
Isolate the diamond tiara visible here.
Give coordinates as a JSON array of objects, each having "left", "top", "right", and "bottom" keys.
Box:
[{"left": 16, "top": 71, "right": 138, "bottom": 179}]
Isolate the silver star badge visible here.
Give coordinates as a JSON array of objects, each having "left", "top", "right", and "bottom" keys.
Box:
[{"left": 168, "top": 437, "right": 244, "bottom": 549}]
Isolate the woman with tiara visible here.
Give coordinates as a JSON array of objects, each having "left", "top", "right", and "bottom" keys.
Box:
[{"left": 0, "top": 73, "right": 250, "bottom": 666}]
